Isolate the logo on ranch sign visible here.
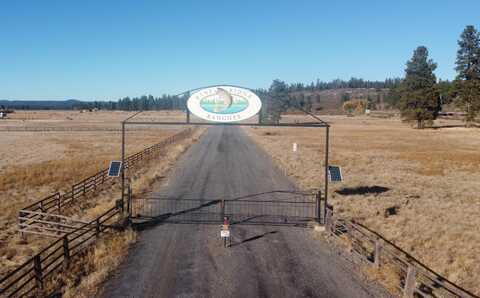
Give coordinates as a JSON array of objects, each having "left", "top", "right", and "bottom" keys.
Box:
[{"left": 187, "top": 86, "right": 262, "bottom": 122}]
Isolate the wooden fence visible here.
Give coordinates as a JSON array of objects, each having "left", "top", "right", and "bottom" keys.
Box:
[
  {"left": 0, "top": 126, "right": 180, "bottom": 132},
  {"left": 18, "top": 128, "right": 193, "bottom": 234},
  {"left": 325, "top": 208, "right": 478, "bottom": 298},
  {"left": 1, "top": 205, "right": 122, "bottom": 297},
  {"left": 18, "top": 210, "right": 89, "bottom": 238}
]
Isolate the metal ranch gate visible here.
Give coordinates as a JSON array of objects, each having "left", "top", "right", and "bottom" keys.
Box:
[{"left": 130, "top": 191, "right": 325, "bottom": 226}]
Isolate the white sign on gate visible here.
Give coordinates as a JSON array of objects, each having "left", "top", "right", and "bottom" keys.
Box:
[
  {"left": 220, "top": 230, "right": 230, "bottom": 238},
  {"left": 187, "top": 86, "right": 262, "bottom": 123}
]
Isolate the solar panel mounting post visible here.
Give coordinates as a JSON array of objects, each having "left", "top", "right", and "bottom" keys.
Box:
[
  {"left": 324, "top": 126, "right": 329, "bottom": 224},
  {"left": 121, "top": 110, "right": 143, "bottom": 219},
  {"left": 186, "top": 91, "right": 190, "bottom": 123},
  {"left": 121, "top": 121, "right": 125, "bottom": 215}
]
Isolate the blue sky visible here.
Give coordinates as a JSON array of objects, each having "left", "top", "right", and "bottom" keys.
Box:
[{"left": 1, "top": 0, "right": 479, "bottom": 100}]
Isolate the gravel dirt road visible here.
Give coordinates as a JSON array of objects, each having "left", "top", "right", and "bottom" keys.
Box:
[{"left": 101, "top": 126, "right": 387, "bottom": 298}]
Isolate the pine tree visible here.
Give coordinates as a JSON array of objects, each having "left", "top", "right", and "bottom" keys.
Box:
[
  {"left": 264, "top": 79, "right": 290, "bottom": 123},
  {"left": 454, "top": 25, "right": 480, "bottom": 126},
  {"left": 398, "top": 46, "right": 440, "bottom": 129},
  {"left": 455, "top": 26, "right": 480, "bottom": 80}
]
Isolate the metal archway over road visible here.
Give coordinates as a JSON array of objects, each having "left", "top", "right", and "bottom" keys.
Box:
[
  {"left": 102, "top": 85, "right": 389, "bottom": 298},
  {"left": 120, "top": 85, "right": 331, "bottom": 227}
]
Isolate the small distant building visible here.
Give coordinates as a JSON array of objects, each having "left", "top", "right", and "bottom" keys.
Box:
[{"left": 0, "top": 112, "right": 5, "bottom": 119}]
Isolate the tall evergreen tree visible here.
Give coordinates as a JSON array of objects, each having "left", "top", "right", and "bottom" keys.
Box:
[
  {"left": 263, "top": 79, "right": 290, "bottom": 123},
  {"left": 455, "top": 25, "right": 480, "bottom": 80},
  {"left": 398, "top": 46, "right": 440, "bottom": 129},
  {"left": 454, "top": 25, "right": 480, "bottom": 126}
]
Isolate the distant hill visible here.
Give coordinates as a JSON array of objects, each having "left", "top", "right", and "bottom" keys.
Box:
[{"left": 0, "top": 99, "right": 85, "bottom": 110}]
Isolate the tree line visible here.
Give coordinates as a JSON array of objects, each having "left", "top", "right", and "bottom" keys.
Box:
[
  {"left": 280, "top": 77, "right": 401, "bottom": 92},
  {"left": 76, "top": 94, "right": 188, "bottom": 111},
  {"left": 75, "top": 77, "right": 401, "bottom": 112}
]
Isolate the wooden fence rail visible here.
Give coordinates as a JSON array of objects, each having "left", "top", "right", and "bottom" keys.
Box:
[
  {"left": 325, "top": 208, "right": 478, "bottom": 298},
  {"left": 1, "top": 205, "right": 122, "bottom": 297},
  {"left": 18, "top": 210, "right": 90, "bottom": 238},
  {"left": 18, "top": 128, "right": 193, "bottom": 234}
]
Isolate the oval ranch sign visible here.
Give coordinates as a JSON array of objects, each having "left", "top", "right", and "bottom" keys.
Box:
[{"left": 187, "top": 86, "right": 262, "bottom": 122}]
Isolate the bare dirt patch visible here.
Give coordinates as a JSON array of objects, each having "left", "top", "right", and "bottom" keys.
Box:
[{"left": 245, "top": 115, "right": 480, "bottom": 295}]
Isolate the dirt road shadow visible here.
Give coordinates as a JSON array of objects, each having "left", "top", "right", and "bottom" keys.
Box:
[{"left": 230, "top": 231, "right": 278, "bottom": 247}]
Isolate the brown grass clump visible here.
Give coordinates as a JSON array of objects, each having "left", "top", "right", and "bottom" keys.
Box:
[
  {"left": 245, "top": 115, "right": 480, "bottom": 295},
  {"left": 62, "top": 229, "right": 137, "bottom": 298},
  {"left": 0, "top": 158, "right": 110, "bottom": 192},
  {"left": 363, "top": 263, "right": 402, "bottom": 295}
]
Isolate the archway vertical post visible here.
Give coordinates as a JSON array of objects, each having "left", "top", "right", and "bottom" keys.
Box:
[
  {"left": 121, "top": 110, "right": 143, "bottom": 216},
  {"left": 324, "top": 125, "right": 330, "bottom": 224},
  {"left": 121, "top": 121, "right": 126, "bottom": 214},
  {"left": 185, "top": 91, "right": 190, "bottom": 123}
]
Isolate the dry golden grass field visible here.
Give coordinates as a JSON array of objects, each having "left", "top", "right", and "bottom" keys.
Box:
[
  {"left": 246, "top": 115, "right": 480, "bottom": 295},
  {"left": 0, "top": 110, "right": 204, "bottom": 280}
]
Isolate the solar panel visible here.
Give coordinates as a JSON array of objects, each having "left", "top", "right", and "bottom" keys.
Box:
[
  {"left": 108, "top": 161, "right": 122, "bottom": 177},
  {"left": 328, "top": 166, "right": 343, "bottom": 182}
]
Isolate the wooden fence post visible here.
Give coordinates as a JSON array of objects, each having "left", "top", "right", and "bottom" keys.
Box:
[
  {"left": 63, "top": 236, "right": 70, "bottom": 268},
  {"left": 95, "top": 218, "right": 101, "bottom": 237},
  {"left": 374, "top": 239, "right": 382, "bottom": 268},
  {"left": 57, "top": 193, "right": 61, "bottom": 214},
  {"left": 72, "top": 185, "right": 75, "bottom": 203},
  {"left": 325, "top": 208, "right": 332, "bottom": 233},
  {"left": 403, "top": 265, "right": 417, "bottom": 297},
  {"left": 316, "top": 191, "right": 322, "bottom": 224},
  {"left": 33, "top": 255, "right": 44, "bottom": 295},
  {"left": 19, "top": 210, "right": 26, "bottom": 240},
  {"left": 127, "top": 185, "right": 132, "bottom": 218}
]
